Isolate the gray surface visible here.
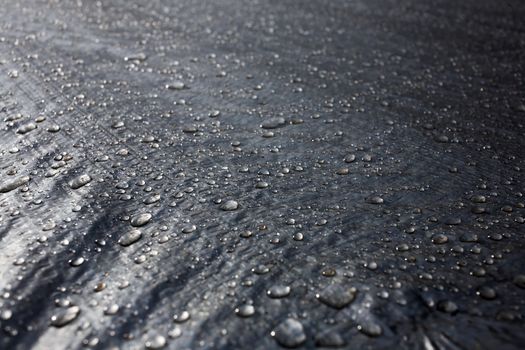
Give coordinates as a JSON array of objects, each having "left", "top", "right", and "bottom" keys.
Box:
[{"left": 1, "top": 0, "right": 525, "bottom": 349}]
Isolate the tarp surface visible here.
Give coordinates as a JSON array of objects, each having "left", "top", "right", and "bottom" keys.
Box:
[{"left": 1, "top": 0, "right": 525, "bottom": 349}]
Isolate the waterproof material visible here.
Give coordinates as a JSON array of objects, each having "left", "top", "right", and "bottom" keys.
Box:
[{"left": 1, "top": 0, "right": 525, "bottom": 349}]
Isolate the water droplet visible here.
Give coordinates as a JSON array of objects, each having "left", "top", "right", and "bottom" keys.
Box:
[
  {"left": 477, "top": 286, "right": 497, "bottom": 300},
  {"left": 166, "top": 81, "right": 186, "bottom": 90},
  {"left": 235, "top": 304, "right": 255, "bottom": 317},
  {"left": 144, "top": 194, "right": 161, "bottom": 205},
  {"left": 209, "top": 110, "right": 220, "bottom": 118},
  {"left": 357, "top": 322, "right": 382, "bottom": 337},
  {"left": 267, "top": 285, "right": 291, "bottom": 298},
  {"left": 182, "top": 224, "right": 196, "bottom": 234},
  {"left": 317, "top": 285, "right": 356, "bottom": 309},
  {"left": 16, "top": 123, "right": 37, "bottom": 134},
  {"left": 367, "top": 196, "right": 384, "bottom": 204},
  {"left": 124, "top": 52, "right": 147, "bottom": 61},
  {"left": 315, "top": 330, "right": 346, "bottom": 347},
  {"left": 173, "top": 310, "right": 190, "bottom": 323},
  {"left": 240, "top": 230, "right": 253, "bottom": 238},
  {"left": 103, "top": 304, "right": 119, "bottom": 315},
  {"left": 0, "top": 176, "right": 30, "bottom": 193},
  {"left": 437, "top": 300, "right": 458, "bottom": 314},
  {"left": 272, "top": 318, "right": 306, "bottom": 348},
  {"left": 256, "top": 181, "right": 269, "bottom": 189},
  {"left": 471, "top": 195, "right": 487, "bottom": 203},
  {"left": 336, "top": 168, "right": 349, "bottom": 175},
  {"left": 1, "top": 309, "right": 12, "bottom": 321},
  {"left": 130, "top": 213, "right": 152, "bottom": 227},
  {"left": 261, "top": 117, "right": 286, "bottom": 129},
  {"left": 220, "top": 200, "right": 239, "bottom": 211},
  {"left": 432, "top": 234, "right": 449, "bottom": 244},
  {"left": 94, "top": 282, "right": 106, "bottom": 292},
  {"left": 293, "top": 232, "right": 304, "bottom": 241},
  {"left": 145, "top": 335, "right": 166, "bottom": 349},
  {"left": 168, "top": 327, "right": 182, "bottom": 339},
  {"left": 118, "top": 229, "right": 142, "bottom": 246},
  {"left": 344, "top": 154, "right": 356, "bottom": 163},
  {"left": 50, "top": 306, "right": 80, "bottom": 327},
  {"left": 69, "top": 174, "right": 92, "bottom": 189},
  {"left": 69, "top": 256, "right": 85, "bottom": 267}
]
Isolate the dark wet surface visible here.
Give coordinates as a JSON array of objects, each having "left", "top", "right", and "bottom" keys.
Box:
[{"left": 0, "top": 0, "right": 525, "bottom": 349}]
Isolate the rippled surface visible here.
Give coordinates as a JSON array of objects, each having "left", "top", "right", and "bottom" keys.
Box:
[{"left": 1, "top": 0, "right": 525, "bottom": 349}]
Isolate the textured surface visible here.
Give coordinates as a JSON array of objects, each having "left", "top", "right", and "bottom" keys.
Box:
[{"left": 1, "top": 0, "right": 525, "bottom": 349}]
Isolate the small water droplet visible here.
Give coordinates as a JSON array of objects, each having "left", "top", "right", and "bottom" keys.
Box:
[
  {"left": 220, "top": 200, "right": 239, "bottom": 211},
  {"left": 50, "top": 306, "right": 80, "bottom": 327},
  {"left": 272, "top": 318, "right": 306, "bottom": 348},
  {"left": 118, "top": 229, "right": 142, "bottom": 246},
  {"left": 267, "top": 285, "right": 291, "bottom": 298},
  {"left": 130, "top": 213, "right": 152, "bottom": 227},
  {"left": 145, "top": 335, "right": 166, "bottom": 349},
  {"left": 69, "top": 174, "right": 92, "bottom": 189},
  {"left": 235, "top": 304, "right": 255, "bottom": 317},
  {"left": 317, "top": 285, "right": 356, "bottom": 309}
]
